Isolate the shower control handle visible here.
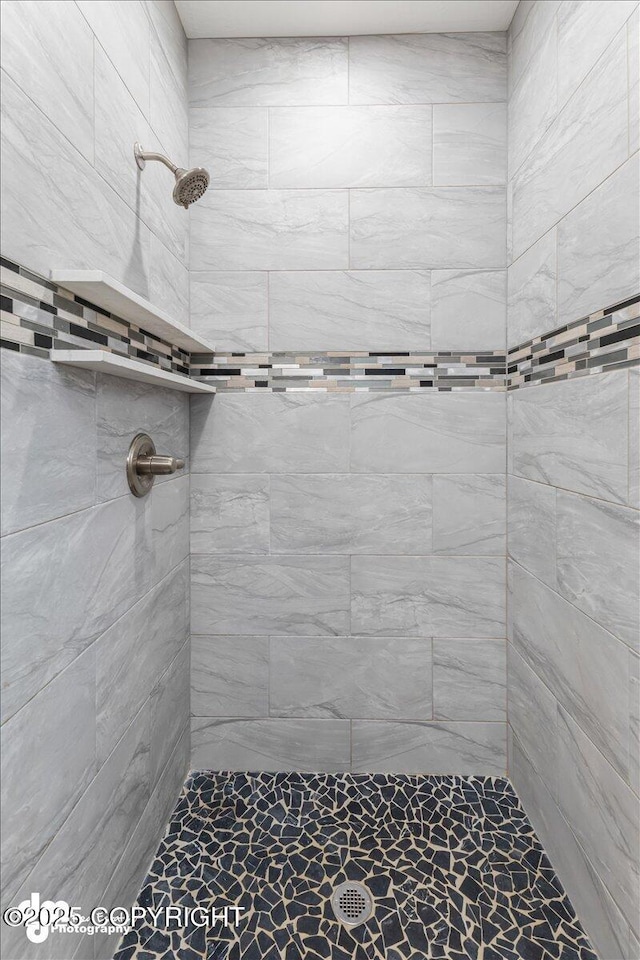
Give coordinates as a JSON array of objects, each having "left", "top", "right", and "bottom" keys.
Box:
[
  {"left": 135, "top": 454, "right": 185, "bottom": 476},
  {"left": 126, "top": 433, "right": 185, "bottom": 497}
]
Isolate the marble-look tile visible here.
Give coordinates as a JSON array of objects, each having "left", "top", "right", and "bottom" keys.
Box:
[
  {"left": 0, "top": 350, "right": 96, "bottom": 536},
  {"left": 1, "top": 74, "right": 150, "bottom": 297},
  {"left": 269, "top": 270, "right": 431, "bottom": 351},
  {"left": 508, "top": 22, "right": 557, "bottom": 178},
  {"left": 348, "top": 33, "right": 506, "bottom": 104},
  {"left": 149, "top": 20, "right": 188, "bottom": 166},
  {"left": 350, "top": 393, "right": 506, "bottom": 474},
  {"left": 509, "top": 561, "right": 630, "bottom": 780},
  {"left": 350, "top": 186, "right": 506, "bottom": 269},
  {"left": 149, "top": 474, "right": 190, "bottom": 584},
  {"left": 512, "top": 33, "right": 628, "bottom": 259},
  {"left": 557, "top": 707, "right": 640, "bottom": 937},
  {"left": 191, "top": 475, "right": 270, "bottom": 554},
  {"left": 432, "top": 474, "right": 506, "bottom": 555},
  {"left": 78, "top": 0, "right": 150, "bottom": 113},
  {"left": 630, "top": 369, "right": 640, "bottom": 510},
  {"left": 191, "top": 189, "right": 349, "bottom": 270},
  {"left": 190, "top": 271, "right": 268, "bottom": 351},
  {"left": 96, "top": 562, "right": 189, "bottom": 763},
  {"left": 270, "top": 474, "right": 432, "bottom": 555},
  {"left": 189, "top": 37, "right": 348, "bottom": 106},
  {"left": 557, "top": 156, "right": 640, "bottom": 326},
  {"left": 629, "top": 929, "right": 640, "bottom": 960},
  {"left": 191, "top": 718, "right": 351, "bottom": 771},
  {"left": 510, "top": 372, "right": 628, "bottom": 503},
  {"left": 557, "top": 0, "right": 638, "bottom": 106},
  {"left": 507, "top": 644, "right": 557, "bottom": 784},
  {"left": 149, "top": 643, "right": 190, "bottom": 784},
  {"left": 191, "top": 555, "right": 350, "bottom": 636},
  {"left": 433, "top": 103, "right": 506, "bottom": 186},
  {"left": 430, "top": 269, "right": 506, "bottom": 350},
  {"left": 351, "top": 720, "right": 506, "bottom": 775},
  {"left": 1, "top": 0, "right": 94, "bottom": 161},
  {"left": 191, "top": 393, "right": 350, "bottom": 473},
  {"left": 0, "top": 648, "right": 96, "bottom": 904},
  {"left": 189, "top": 107, "right": 268, "bottom": 188},
  {"left": 351, "top": 556, "right": 505, "bottom": 638},
  {"left": 96, "top": 373, "right": 188, "bottom": 502},
  {"left": 507, "top": 229, "right": 557, "bottom": 346},
  {"left": 269, "top": 105, "right": 432, "bottom": 188},
  {"left": 148, "top": 234, "right": 189, "bottom": 326},
  {"left": 2, "top": 711, "right": 150, "bottom": 960},
  {"left": 507, "top": 475, "right": 556, "bottom": 586},
  {"left": 146, "top": 0, "right": 187, "bottom": 90},
  {"left": 511, "top": 735, "right": 632, "bottom": 960},
  {"left": 629, "top": 8, "right": 639, "bottom": 156},
  {"left": 509, "top": 0, "right": 561, "bottom": 93},
  {"left": 191, "top": 635, "right": 269, "bottom": 717},
  {"left": 556, "top": 491, "right": 640, "bottom": 649},
  {"left": 630, "top": 651, "right": 640, "bottom": 795},
  {"left": 270, "top": 636, "right": 432, "bottom": 720},
  {"left": 1, "top": 497, "right": 154, "bottom": 724},
  {"left": 433, "top": 639, "right": 506, "bottom": 721}
]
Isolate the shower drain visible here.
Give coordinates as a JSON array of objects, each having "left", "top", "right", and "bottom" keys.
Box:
[{"left": 330, "top": 881, "right": 374, "bottom": 926}]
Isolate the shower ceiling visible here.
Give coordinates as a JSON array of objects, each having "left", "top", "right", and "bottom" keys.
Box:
[{"left": 174, "top": 0, "right": 520, "bottom": 38}]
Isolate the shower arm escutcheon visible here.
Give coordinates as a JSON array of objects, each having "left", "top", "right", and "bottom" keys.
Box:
[{"left": 126, "top": 433, "right": 185, "bottom": 498}]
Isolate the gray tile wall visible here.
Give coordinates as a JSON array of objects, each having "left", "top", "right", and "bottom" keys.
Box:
[
  {"left": 507, "top": 6, "right": 640, "bottom": 957},
  {"left": 0, "top": 356, "right": 191, "bottom": 960},
  {"left": 188, "top": 33, "right": 507, "bottom": 351}
]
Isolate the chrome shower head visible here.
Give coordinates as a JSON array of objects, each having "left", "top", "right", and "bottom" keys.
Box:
[{"left": 134, "top": 142, "right": 210, "bottom": 208}]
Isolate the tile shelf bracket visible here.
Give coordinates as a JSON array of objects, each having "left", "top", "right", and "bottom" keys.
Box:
[
  {"left": 51, "top": 351, "right": 216, "bottom": 394},
  {"left": 49, "top": 269, "right": 216, "bottom": 354}
]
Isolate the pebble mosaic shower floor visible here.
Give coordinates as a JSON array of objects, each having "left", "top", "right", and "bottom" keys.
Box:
[{"left": 114, "top": 773, "right": 596, "bottom": 960}]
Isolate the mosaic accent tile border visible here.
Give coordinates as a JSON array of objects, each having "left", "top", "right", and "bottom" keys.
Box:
[
  {"left": 1, "top": 257, "right": 638, "bottom": 392},
  {"left": 0, "top": 257, "right": 191, "bottom": 374},
  {"left": 114, "top": 771, "right": 597, "bottom": 960}
]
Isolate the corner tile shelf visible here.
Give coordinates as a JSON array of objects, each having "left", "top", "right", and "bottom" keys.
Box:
[
  {"left": 49, "top": 270, "right": 215, "bottom": 354},
  {"left": 51, "top": 351, "right": 216, "bottom": 394}
]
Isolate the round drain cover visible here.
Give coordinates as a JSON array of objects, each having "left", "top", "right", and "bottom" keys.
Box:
[{"left": 331, "top": 881, "right": 374, "bottom": 927}]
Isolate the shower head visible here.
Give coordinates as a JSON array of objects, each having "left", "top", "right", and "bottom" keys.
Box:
[{"left": 134, "top": 142, "right": 209, "bottom": 208}]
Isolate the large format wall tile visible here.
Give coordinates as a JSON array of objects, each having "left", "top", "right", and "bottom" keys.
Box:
[
  {"left": 432, "top": 475, "right": 506, "bottom": 555},
  {"left": 557, "top": 708, "right": 640, "bottom": 937},
  {"left": 1, "top": 0, "right": 94, "bottom": 161},
  {"left": 191, "top": 189, "right": 349, "bottom": 270},
  {"left": 148, "top": 234, "right": 189, "bottom": 327},
  {"left": 629, "top": 8, "right": 639, "bottom": 156},
  {"left": 189, "top": 37, "right": 348, "bottom": 106},
  {"left": 507, "top": 229, "right": 557, "bottom": 346},
  {"left": 190, "top": 271, "right": 268, "bottom": 351},
  {"left": 0, "top": 351, "right": 96, "bottom": 536},
  {"left": 350, "top": 187, "right": 506, "bottom": 269},
  {"left": 0, "top": 648, "right": 96, "bottom": 904},
  {"left": 512, "top": 32, "right": 628, "bottom": 258},
  {"left": 269, "top": 270, "right": 431, "bottom": 351},
  {"left": 191, "top": 555, "right": 350, "bottom": 636},
  {"left": 351, "top": 556, "right": 505, "bottom": 638},
  {"left": 509, "top": 0, "right": 560, "bottom": 93},
  {"left": 430, "top": 269, "right": 506, "bottom": 350},
  {"left": 508, "top": 21, "right": 557, "bottom": 178},
  {"left": 189, "top": 107, "right": 268, "bottom": 189},
  {"left": 509, "top": 372, "right": 629, "bottom": 503},
  {"left": 270, "top": 474, "right": 433, "bottom": 555},
  {"left": 556, "top": 491, "right": 640, "bottom": 649},
  {"left": 507, "top": 644, "right": 557, "bottom": 783},
  {"left": 557, "top": 156, "right": 640, "bottom": 325},
  {"left": 351, "top": 720, "right": 506, "bottom": 774},
  {"left": 191, "top": 393, "right": 350, "bottom": 474},
  {"left": 270, "top": 636, "right": 432, "bottom": 719},
  {"left": 433, "top": 103, "right": 507, "bottom": 185},
  {"left": 433, "top": 639, "right": 506, "bottom": 721},
  {"left": 191, "top": 718, "right": 351, "bottom": 771},
  {"left": 191, "top": 475, "right": 270, "bottom": 554},
  {"left": 149, "top": 21, "right": 188, "bottom": 169},
  {"left": 350, "top": 393, "right": 505, "bottom": 474},
  {"left": 509, "top": 562, "right": 631, "bottom": 780},
  {"left": 191, "top": 636, "right": 269, "bottom": 717},
  {"left": 507, "top": 475, "right": 556, "bottom": 586},
  {"left": 77, "top": 0, "right": 150, "bottom": 113},
  {"left": 269, "top": 106, "right": 432, "bottom": 188},
  {"left": 149, "top": 642, "right": 190, "bottom": 784},
  {"left": 348, "top": 33, "right": 506, "bottom": 104}
]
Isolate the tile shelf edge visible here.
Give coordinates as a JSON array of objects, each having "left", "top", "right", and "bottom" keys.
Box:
[
  {"left": 51, "top": 351, "right": 216, "bottom": 394},
  {"left": 49, "top": 269, "right": 216, "bottom": 354}
]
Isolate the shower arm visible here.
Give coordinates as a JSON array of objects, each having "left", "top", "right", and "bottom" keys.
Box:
[{"left": 134, "top": 143, "right": 179, "bottom": 173}]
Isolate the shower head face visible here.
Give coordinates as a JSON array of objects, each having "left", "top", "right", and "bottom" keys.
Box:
[{"left": 173, "top": 167, "right": 210, "bottom": 208}]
